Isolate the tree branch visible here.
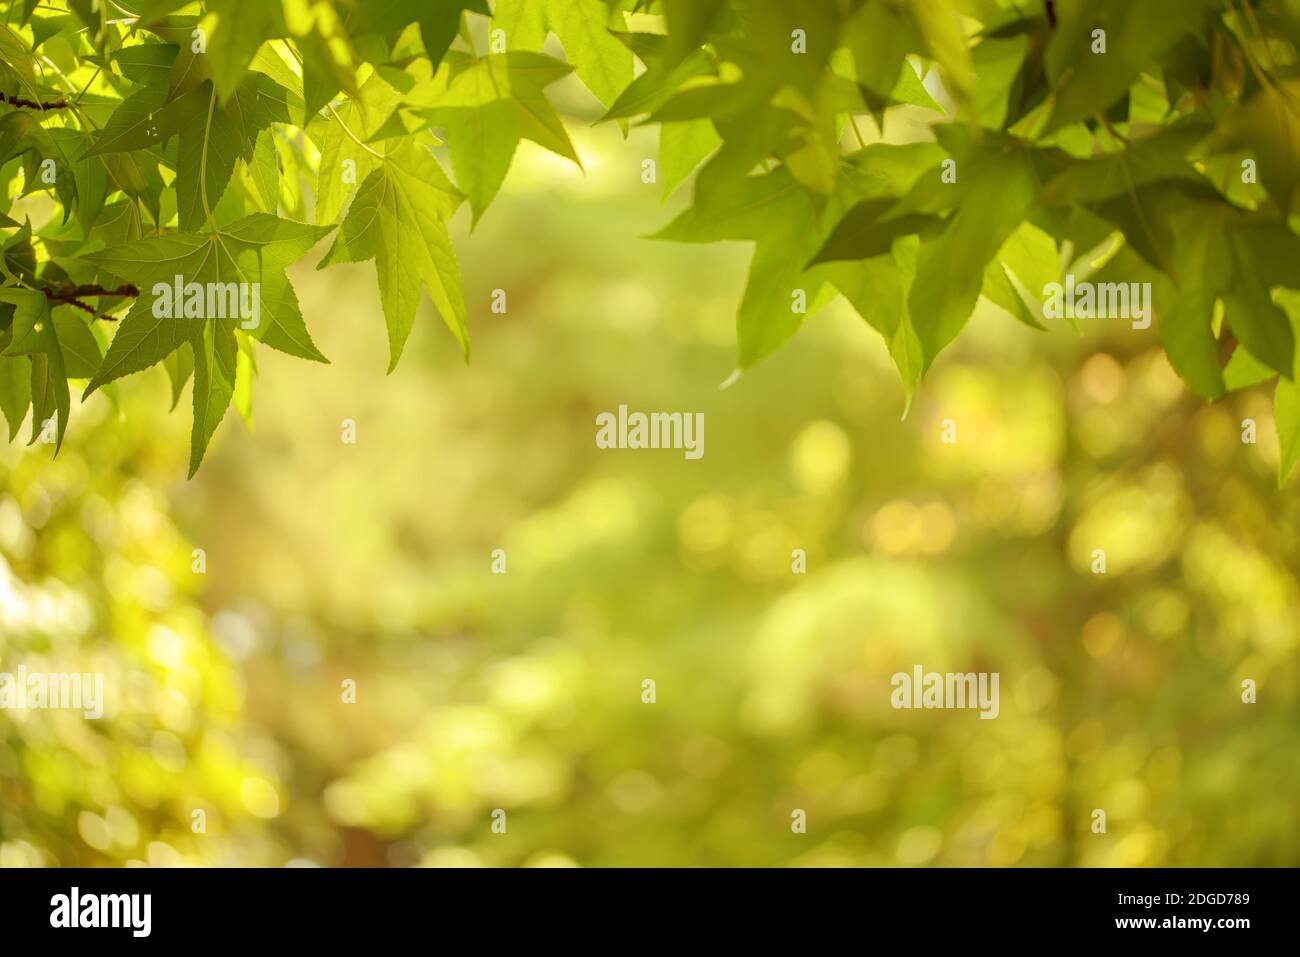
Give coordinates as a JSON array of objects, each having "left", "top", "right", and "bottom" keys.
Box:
[
  {"left": 42, "top": 283, "right": 139, "bottom": 322},
  {"left": 2, "top": 92, "right": 70, "bottom": 111}
]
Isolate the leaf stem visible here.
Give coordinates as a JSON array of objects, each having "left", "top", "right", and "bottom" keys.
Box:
[
  {"left": 1226, "top": 0, "right": 1275, "bottom": 92},
  {"left": 1093, "top": 112, "right": 1127, "bottom": 147},
  {"left": 73, "top": 65, "right": 101, "bottom": 104},
  {"left": 199, "top": 85, "right": 218, "bottom": 231},
  {"left": 328, "top": 102, "right": 384, "bottom": 160},
  {"left": 848, "top": 113, "right": 867, "bottom": 149}
]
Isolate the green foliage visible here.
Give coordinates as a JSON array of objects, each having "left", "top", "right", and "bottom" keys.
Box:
[
  {"left": 320, "top": 141, "right": 467, "bottom": 368},
  {"left": 83, "top": 214, "right": 332, "bottom": 473},
  {"left": 425, "top": 51, "right": 580, "bottom": 225},
  {"left": 4, "top": 94, "right": 1300, "bottom": 869},
  {"left": 2, "top": 0, "right": 1300, "bottom": 479}
]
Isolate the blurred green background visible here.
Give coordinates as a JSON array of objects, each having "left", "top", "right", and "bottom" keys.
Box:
[{"left": 2, "top": 81, "right": 1299, "bottom": 867}]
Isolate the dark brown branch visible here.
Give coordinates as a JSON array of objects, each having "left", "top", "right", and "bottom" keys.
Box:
[
  {"left": 44, "top": 283, "right": 140, "bottom": 299},
  {"left": 2, "top": 92, "right": 69, "bottom": 111},
  {"left": 42, "top": 283, "right": 139, "bottom": 322}
]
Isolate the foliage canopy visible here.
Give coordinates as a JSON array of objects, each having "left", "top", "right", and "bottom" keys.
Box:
[{"left": 1, "top": 0, "right": 1300, "bottom": 477}]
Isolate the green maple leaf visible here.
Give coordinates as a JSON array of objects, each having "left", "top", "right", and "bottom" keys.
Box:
[
  {"left": 810, "top": 195, "right": 941, "bottom": 265},
  {"left": 81, "top": 79, "right": 200, "bottom": 158},
  {"left": 174, "top": 77, "right": 289, "bottom": 230},
  {"left": 979, "top": 221, "right": 1060, "bottom": 332},
  {"left": 547, "top": 0, "right": 632, "bottom": 109},
  {"left": 658, "top": 119, "right": 722, "bottom": 199},
  {"left": 1044, "top": 0, "right": 1219, "bottom": 132},
  {"left": 904, "top": 0, "right": 976, "bottom": 107},
  {"left": 161, "top": 341, "right": 195, "bottom": 411},
  {"left": 82, "top": 214, "right": 334, "bottom": 474},
  {"left": 490, "top": 0, "right": 632, "bottom": 109},
  {"left": 1211, "top": 79, "right": 1300, "bottom": 218},
  {"left": 423, "top": 51, "right": 580, "bottom": 225},
  {"left": 1087, "top": 183, "right": 1299, "bottom": 390},
  {"left": 319, "top": 141, "right": 468, "bottom": 369},
  {"left": 1039, "top": 122, "right": 1213, "bottom": 212},
  {"left": 907, "top": 130, "right": 1044, "bottom": 368},
  {"left": 46, "top": 127, "right": 109, "bottom": 233},
  {"left": 308, "top": 72, "right": 409, "bottom": 226},
  {"left": 112, "top": 41, "right": 179, "bottom": 86},
  {"left": 491, "top": 0, "right": 548, "bottom": 51},
  {"left": 828, "top": 236, "right": 925, "bottom": 411},
  {"left": 1276, "top": 377, "right": 1300, "bottom": 485},
  {"left": 203, "top": 0, "right": 288, "bottom": 102},
  {"left": 660, "top": 0, "right": 727, "bottom": 65},
  {"left": 0, "top": 352, "right": 31, "bottom": 441},
  {"left": 1223, "top": 342, "right": 1276, "bottom": 394},
  {"left": 653, "top": 166, "right": 839, "bottom": 370},
  {"left": 248, "top": 130, "right": 280, "bottom": 213},
  {"left": 189, "top": 316, "right": 238, "bottom": 475},
  {"left": 171, "top": 81, "right": 255, "bottom": 229},
  {"left": 0, "top": 288, "right": 98, "bottom": 451},
  {"left": 350, "top": 0, "right": 490, "bottom": 67},
  {"left": 85, "top": 65, "right": 292, "bottom": 232},
  {"left": 0, "top": 112, "right": 79, "bottom": 217},
  {"left": 603, "top": 48, "right": 715, "bottom": 123},
  {"left": 132, "top": 0, "right": 286, "bottom": 103},
  {"left": 293, "top": 29, "right": 356, "bottom": 124}
]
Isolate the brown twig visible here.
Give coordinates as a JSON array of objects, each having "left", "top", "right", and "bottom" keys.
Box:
[
  {"left": 42, "top": 283, "right": 139, "bottom": 322},
  {"left": 2, "top": 92, "right": 70, "bottom": 111}
]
